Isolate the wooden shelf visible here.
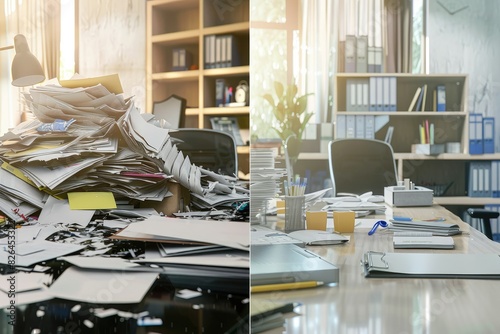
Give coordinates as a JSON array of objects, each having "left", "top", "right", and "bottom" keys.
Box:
[
  {"left": 147, "top": 0, "right": 249, "bottom": 174},
  {"left": 434, "top": 197, "right": 500, "bottom": 206}
]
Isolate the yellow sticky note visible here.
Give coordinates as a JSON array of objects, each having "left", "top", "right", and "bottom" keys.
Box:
[{"left": 67, "top": 192, "right": 117, "bottom": 210}]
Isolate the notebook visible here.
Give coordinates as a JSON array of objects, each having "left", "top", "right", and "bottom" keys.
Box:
[
  {"left": 363, "top": 251, "right": 500, "bottom": 278},
  {"left": 288, "top": 230, "right": 349, "bottom": 246},
  {"left": 251, "top": 244, "right": 339, "bottom": 285},
  {"left": 251, "top": 225, "right": 305, "bottom": 247}
]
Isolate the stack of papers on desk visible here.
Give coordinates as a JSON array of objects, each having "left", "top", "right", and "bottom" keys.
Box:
[
  {"left": 111, "top": 216, "right": 249, "bottom": 280},
  {"left": 0, "top": 75, "right": 248, "bottom": 218},
  {"left": 389, "top": 219, "right": 461, "bottom": 236},
  {"left": 249, "top": 148, "right": 286, "bottom": 224}
]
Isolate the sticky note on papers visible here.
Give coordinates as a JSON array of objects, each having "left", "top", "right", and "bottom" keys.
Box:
[{"left": 67, "top": 192, "right": 117, "bottom": 210}]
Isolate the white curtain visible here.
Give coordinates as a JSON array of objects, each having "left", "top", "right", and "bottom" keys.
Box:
[
  {"left": 299, "top": 0, "right": 414, "bottom": 123},
  {"left": 0, "top": 0, "right": 60, "bottom": 135},
  {"left": 300, "top": 0, "right": 339, "bottom": 123}
]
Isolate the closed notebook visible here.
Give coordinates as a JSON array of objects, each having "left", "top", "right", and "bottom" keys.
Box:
[
  {"left": 363, "top": 251, "right": 500, "bottom": 278},
  {"left": 393, "top": 236, "right": 454, "bottom": 249},
  {"left": 288, "top": 230, "right": 349, "bottom": 245}
]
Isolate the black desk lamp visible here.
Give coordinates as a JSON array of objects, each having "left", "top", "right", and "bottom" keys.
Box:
[{"left": 1, "top": 34, "right": 45, "bottom": 87}]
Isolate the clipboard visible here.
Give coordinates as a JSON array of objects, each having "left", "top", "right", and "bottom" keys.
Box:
[{"left": 362, "top": 251, "right": 500, "bottom": 279}]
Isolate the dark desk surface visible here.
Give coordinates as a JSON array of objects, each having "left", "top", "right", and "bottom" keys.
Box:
[{"left": 1, "top": 220, "right": 249, "bottom": 334}]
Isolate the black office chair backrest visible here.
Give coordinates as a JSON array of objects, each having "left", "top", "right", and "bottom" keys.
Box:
[
  {"left": 169, "top": 128, "right": 237, "bottom": 176},
  {"left": 328, "top": 138, "right": 398, "bottom": 196},
  {"left": 153, "top": 94, "right": 186, "bottom": 129}
]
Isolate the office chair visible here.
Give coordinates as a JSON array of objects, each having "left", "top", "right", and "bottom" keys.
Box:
[
  {"left": 152, "top": 94, "right": 186, "bottom": 129},
  {"left": 169, "top": 128, "right": 237, "bottom": 176},
  {"left": 328, "top": 138, "right": 398, "bottom": 196},
  {"left": 466, "top": 208, "right": 499, "bottom": 240}
]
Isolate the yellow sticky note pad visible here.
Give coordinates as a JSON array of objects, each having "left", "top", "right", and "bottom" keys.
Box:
[{"left": 67, "top": 192, "right": 117, "bottom": 210}]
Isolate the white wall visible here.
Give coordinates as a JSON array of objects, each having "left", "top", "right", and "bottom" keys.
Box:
[
  {"left": 78, "top": 0, "right": 146, "bottom": 113},
  {"left": 429, "top": 0, "right": 500, "bottom": 151}
]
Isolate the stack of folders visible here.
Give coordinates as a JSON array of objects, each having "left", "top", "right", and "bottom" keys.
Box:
[
  {"left": 251, "top": 300, "right": 298, "bottom": 333},
  {"left": 389, "top": 220, "right": 461, "bottom": 236}
]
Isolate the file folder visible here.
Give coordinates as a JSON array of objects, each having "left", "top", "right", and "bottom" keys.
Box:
[
  {"left": 345, "top": 35, "right": 357, "bottom": 72},
  {"left": 468, "top": 161, "right": 492, "bottom": 197},
  {"left": 355, "top": 115, "right": 365, "bottom": 138},
  {"left": 376, "top": 77, "right": 384, "bottom": 111},
  {"left": 346, "top": 115, "right": 356, "bottom": 138},
  {"left": 436, "top": 84, "right": 446, "bottom": 111},
  {"left": 367, "top": 46, "right": 376, "bottom": 73},
  {"left": 492, "top": 161, "right": 500, "bottom": 198},
  {"left": 356, "top": 35, "right": 368, "bottom": 73},
  {"left": 483, "top": 117, "right": 495, "bottom": 154},
  {"left": 336, "top": 114, "right": 346, "bottom": 138},
  {"left": 363, "top": 251, "right": 500, "bottom": 279},
  {"left": 346, "top": 79, "right": 356, "bottom": 111},
  {"left": 389, "top": 76, "right": 397, "bottom": 111},
  {"left": 469, "top": 113, "right": 484, "bottom": 154},
  {"left": 382, "top": 77, "right": 390, "bottom": 111},
  {"left": 369, "top": 76, "right": 377, "bottom": 111},
  {"left": 364, "top": 115, "right": 375, "bottom": 139}
]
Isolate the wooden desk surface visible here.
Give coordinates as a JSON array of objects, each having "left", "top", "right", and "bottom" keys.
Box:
[{"left": 252, "top": 205, "right": 500, "bottom": 333}]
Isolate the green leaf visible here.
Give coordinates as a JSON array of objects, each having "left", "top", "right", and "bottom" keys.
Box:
[
  {"left": 274, "top": 81, "right": 284, "bottom": 98},
  {"left": 296, "top": 95, "right": 308, "bottom": 114},
  {"left": 263, "top": 94, "right": 275, "bottom": 107}
]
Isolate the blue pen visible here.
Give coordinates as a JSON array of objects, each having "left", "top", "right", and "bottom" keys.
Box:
[{"left": 393, "top": 216, "right": 412, "bottom": 221}]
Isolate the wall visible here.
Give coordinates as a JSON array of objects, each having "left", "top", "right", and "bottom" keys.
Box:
[
  {"left": 428, "top": 0, "right": 500, "bottom": 151},
  {"left": 78, "top": 0, "right": 146, "bottom": 113}
]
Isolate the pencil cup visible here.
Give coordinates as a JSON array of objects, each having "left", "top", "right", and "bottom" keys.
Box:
[{"left": 285, "top": 195, "right": 305, "bottom": 233}]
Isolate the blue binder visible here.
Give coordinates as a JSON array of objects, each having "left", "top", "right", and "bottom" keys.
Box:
[
  {"left": 469, "top": 113, "right": 484, "bottom": 154},
  {"left": 483, "top": 117, "right": 495, "bottom": 154}
]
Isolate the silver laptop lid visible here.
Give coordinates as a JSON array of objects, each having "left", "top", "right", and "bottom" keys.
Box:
[{"left": 251, "top": 244, "right": 339, "bottom": 285}]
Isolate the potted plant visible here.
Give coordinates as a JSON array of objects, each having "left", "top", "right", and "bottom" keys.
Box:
[{"left": 263, "top": 81, "right": 313, "bottom": 160}]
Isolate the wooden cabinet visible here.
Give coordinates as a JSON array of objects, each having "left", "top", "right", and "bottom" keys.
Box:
[
  {"left": 326, "top": 73, "right": 500, "bottom": 206},
  {"left": 146, "top": 0, "right": 249, "bottom": 173}
]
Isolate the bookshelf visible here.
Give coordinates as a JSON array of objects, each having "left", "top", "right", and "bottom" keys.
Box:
[
  {"left": 146, "top": 0, "right": 249, "bottom": 173},
  {"left": 330, "top": 73, "right": 500, "bottom": 207}
]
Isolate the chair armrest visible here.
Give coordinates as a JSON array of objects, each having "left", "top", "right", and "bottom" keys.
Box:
[{"left": 467, "top": 208, "right": 500, "bottom": 219}]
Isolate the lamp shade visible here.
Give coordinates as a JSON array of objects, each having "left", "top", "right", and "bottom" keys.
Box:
[{"left": 11, "top": 34, "right": 45, "bottom": 87}]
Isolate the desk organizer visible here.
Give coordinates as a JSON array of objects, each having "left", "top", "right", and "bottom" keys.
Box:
[
  {"left": 384, "top": 186, "right": 433, "bottom": 207},
  {"left": 411, "top": 144, "right": 445, "bottom": 155}
]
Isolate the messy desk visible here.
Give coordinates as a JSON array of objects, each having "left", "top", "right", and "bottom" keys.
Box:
[
  {"left": 251, "top": 203, "right": 500, "bottom": 333},
  {"left": 0, "top": 76, "right": 250, "bottom": 333}
]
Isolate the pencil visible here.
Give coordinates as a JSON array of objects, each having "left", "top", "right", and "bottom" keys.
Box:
[{"left": 251, "top": 281, "right": 324, "bottom": 293}]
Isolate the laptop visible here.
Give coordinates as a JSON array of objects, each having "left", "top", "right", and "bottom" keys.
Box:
[{"left": 251, "top": 244, "right": 339, "bottom": 285}]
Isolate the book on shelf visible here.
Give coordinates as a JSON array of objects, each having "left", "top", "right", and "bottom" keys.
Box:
[
  {"left": 436, "top": 84, "right": 446, "bottom": 111},
  {"left": 420, "top": 84, "right": 428, "bottom": 112},
  {"left": 414, "top": 85, "right": 425, "bottom": 112},
  {"left": 408, "top": 86, "right": 422, "bottom": 111}
]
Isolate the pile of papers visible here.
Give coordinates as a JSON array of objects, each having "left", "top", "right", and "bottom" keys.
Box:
[
  {"left": 389, "top": 219, "right": 461, "bottom": 236},
  {"left": 0, "top": 74, "right": 248, "bottom": 219},
  {"left": 249, "top": 148, "right": 286, "bottom": 223}
]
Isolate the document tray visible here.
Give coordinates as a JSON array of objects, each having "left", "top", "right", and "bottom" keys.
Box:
[{"left": 363, "top": 251, "right": 500, "bottom": 279}]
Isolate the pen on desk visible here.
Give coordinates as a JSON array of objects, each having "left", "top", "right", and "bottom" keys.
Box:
[{"left": 251, "top": 281, "right": 324, "bottom": 293}]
